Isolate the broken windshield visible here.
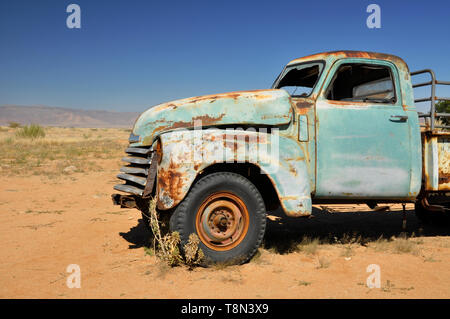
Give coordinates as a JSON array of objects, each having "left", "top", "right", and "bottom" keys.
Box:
[{"left": 273, "top": 61, "right": 324, "bottom": 97}]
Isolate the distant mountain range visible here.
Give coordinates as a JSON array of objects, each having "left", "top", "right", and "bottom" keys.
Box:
[{"left": 0, "top": 105, "right": 142, "bottom": 128}]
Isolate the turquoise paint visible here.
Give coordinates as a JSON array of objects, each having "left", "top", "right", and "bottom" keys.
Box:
[
  {"left": 298, "top": 115, "right": 308, "bottom": 142},
  {"left": 131, "top": 89, "right": 293, "bottom": 147},
  {"left": 157, "top": 129, "right": 312, "bottom": 216},
  {"left": 314, "top": 58, "right": 418, "bottom": 198},
  {"left": 126, "top": 51, "right": 428, "bottom": 217}
]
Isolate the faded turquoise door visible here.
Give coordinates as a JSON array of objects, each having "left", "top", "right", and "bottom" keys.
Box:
[{"left": 315, "top": 58, "right": 411, "bottom": 199}]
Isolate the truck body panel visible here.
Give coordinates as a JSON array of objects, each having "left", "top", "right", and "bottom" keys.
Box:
[
  {"left": 313, "top": 57, "right": 421, "bottom": 199},
  {"left": 131, "top": 89, "right": 293, "bottom": 147},
  {"left": 113, "top": 50, "right": 449, "bottom": 220},
  {"left": 156, "top": 129, "right": 312, "bottom": 217}
]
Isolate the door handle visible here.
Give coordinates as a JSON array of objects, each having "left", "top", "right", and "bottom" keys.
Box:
[{"left": 390, "top": 115, "right": 408, "bottom": 122}]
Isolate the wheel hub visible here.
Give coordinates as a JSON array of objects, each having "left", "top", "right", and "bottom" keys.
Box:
[{"left": 196, "top": 192, "right": 249, "bottom": 251}]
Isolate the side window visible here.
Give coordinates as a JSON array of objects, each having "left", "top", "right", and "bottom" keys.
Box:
[{"left": 326, "top": 63, "right": 396, "bottom": 104}]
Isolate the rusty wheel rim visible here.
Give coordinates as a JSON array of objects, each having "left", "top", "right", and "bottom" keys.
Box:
[{"left": 195, "top": 192, "right": 249, "bottom": 251}]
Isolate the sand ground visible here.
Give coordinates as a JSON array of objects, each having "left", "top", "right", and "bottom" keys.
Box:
[{"left": 0, "top": 127, "right": 449, "bottom": 299}]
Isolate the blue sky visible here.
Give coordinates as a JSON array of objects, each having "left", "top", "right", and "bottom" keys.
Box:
[{"left": 0, "top": 0, "right": 449, "bottom": 112}]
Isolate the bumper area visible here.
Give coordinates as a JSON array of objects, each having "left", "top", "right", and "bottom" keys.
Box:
[{"left": 111, "top": 193, "right": 137, "bottom": 209}]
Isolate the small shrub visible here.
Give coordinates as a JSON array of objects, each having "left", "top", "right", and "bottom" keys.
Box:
[
  {"left": 15, "top": 124, "right": 45, "bottom": 139},
  {"left": 296, "top": 236, "right": 320, "bottom": 255},
  {"left": 147, "top": 197, "right": 204, "bottom": 267},
  {"left": 148, "top": 197, "right": 182, "bottom": 266},
  {"left": 158, "top": 231, "right": 183, "bottom": 266},
  {"left": 298, "top": 280, "right": 312, "bottom": 286},
  {"left": 370, "top": 236, "right": 391, "bottom": 252},
  {"left": 3, "top": 137, "right": 14, "bottom": 145},
  {"left": 184, "top": 233, "right": 204, "bottom": 269},
  {"left": 392, "top": 238, "right": 419, "bottom": 255},
  {"left": 369, "top": 236, "right": 420, "bottom": 255},
  {"left": 340, "top": 246, "right": 353, "bottom": 258},
  {"left": 8, "top": 121, "right": 21, "bottom": 128},
  {"left": 317, "top": 256, "right": 331, "bottom": 269},
  {"left": 144, "top": 247, "right": 155, "bottom": 256}
]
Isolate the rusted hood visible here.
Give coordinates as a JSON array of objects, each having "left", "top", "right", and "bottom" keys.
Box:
[{"left": 132, "top": 89, "right": 293, "bottom": 145}]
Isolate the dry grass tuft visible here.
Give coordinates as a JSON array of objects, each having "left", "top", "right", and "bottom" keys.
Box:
[
  {"left": 0, "top": 126, "right": 127, "bottom": 177},
  {"left": 8, "top": 121, "right": 21, "bottom": 128},
  {"left": 298, "top": 280, "right": 312, "bottom": 286},
  {"left": 368, "top": 235, "right": 421, "bottom": 255},
  {"left": 183, "top": 233, "right": 205, "bottom": 269},
  {"left": 392, "top": 238, "right": 420, "bottom": 255},
  {"left": 340, "top": 245, "right": 354, "bottom": 258},
  {"left": 369, "top": 236, "right": 391, "bottom": 252},
  {"left": 15, "top": 124, "right": 45, "bottom": 139},
  {"left": 296, "top": 236, "right": 320, "bottom": 255},
  {"left": 148, "top": 197, "right": 183, "bottom": 267},
  {"left": 147, "top": 197, "right": 203, "bottom": 268}
]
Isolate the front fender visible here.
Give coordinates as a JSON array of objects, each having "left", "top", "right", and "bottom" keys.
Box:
[{"left": 156, "top": 129, "right": 312, "bottom": 217}]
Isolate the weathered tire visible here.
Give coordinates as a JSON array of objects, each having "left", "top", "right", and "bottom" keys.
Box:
[{"left": 169, "top": 172, "right": 266, "bottom": 265}]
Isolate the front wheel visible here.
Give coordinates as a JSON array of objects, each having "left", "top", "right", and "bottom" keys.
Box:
[{"left": 170, "top": 172, "right": 266, "bottom": 265}]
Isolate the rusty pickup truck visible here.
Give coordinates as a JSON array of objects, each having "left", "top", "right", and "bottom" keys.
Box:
[{"left": 112, "top": 51, "right": 450, "bottom": 265}]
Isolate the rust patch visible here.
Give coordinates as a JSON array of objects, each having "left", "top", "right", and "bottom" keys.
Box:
[
  {"left": 296, "top": 100, "right": 313, "bottom": 109},
  {"left": 261, "top": 114, "right": 290, "bottom": 120},
  {"left": 288, "top": 50, "right": 409, "bottom": 72},
  {"left": 157, "top": 159, "right": 185, "bottom": 203},
  {"left": 192, "top": 113, "right": 226, "bottom": 126},
  {"left": 180, "top": 89, "right": 273, "bottom": 105},
  {"left": 288, "top": 165, "right": 298, "bottom": 176},
  {"left": 150, "top": 113, "right": 227, "bottom": 137},
  {"left": 439, "top": 173, "right": 450, "bottom": 184}
]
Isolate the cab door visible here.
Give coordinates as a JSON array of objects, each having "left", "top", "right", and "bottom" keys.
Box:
[{"left": 315, "top": 58, "right": 411, "bottom": 199}]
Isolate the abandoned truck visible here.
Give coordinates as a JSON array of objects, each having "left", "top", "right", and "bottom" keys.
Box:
[{"left": 112, "top": 51, "right": 450, "bottom": 265}]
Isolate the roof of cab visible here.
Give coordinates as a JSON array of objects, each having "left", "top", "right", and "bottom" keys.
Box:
[{"left": 287, "top": 50, "right": 409, "bottom": 72}]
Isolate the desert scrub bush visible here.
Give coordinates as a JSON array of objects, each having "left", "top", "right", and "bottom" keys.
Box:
[
  {"left": 369, "top": 236, "right": 391, "bottom": 252},
  {"left": 183, "top": 233, "right": 205, "bottom": 269},
  {"left": 147, "top": 197, "right": 182, "bottom": 266},
  {"left": 340, "top": 245, "right": 354, "bottom": 258},
  {"left": 0, "top": 137, "right": 124, "bottom": 176},
  {"left": 392, "top": 238, "right": 420, "bottom": 255},
  {"left": 15, "top": 124, "right": 45, "bottom": 139},
  {"left": 147, "top": 197, "right": 204, "bottom": 268},
  {"left": 296, "top": 236, "right": 320, "bottom": 255},
  {"left": 368, "top": 236, "right": 420, "bottom": 255},
  {"left": 8, "top": 121, "right": 21, "bottom": 128}
]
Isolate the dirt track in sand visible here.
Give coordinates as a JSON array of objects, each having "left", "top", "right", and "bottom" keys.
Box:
[{"left": 1, "top": 164, "right": 450, "bottom": 299}]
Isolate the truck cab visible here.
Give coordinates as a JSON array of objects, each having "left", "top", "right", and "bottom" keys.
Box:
[{"left": 112, "top": 51, "right": 449, "bottom": 265}]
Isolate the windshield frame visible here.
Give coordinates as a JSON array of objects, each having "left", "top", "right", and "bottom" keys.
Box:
[{"left": 271, "top": 60, "right": 325, "bottom": 98}]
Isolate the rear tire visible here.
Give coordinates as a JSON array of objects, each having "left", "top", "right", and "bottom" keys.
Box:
[{"left": 170, "top": 172, "right": 266, "bottom": 265}]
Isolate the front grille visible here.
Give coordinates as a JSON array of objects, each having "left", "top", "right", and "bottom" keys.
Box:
[{"left": 113, "top": 146, "right": 153, "bottom": 196}]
